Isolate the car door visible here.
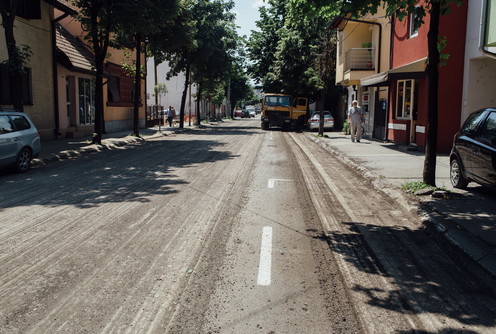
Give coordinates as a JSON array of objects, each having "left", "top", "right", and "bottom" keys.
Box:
[
  {"left": 471, "top": 111, "right": 496, "bottom": 188},
  {"left": 0, "top": 115, "right": 19, "bottom": 166},
  {"left": 456, "top": 110, "right": 487, "bottom": 179}
]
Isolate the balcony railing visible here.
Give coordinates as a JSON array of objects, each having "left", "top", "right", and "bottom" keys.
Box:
[{"left": 345, "top": 48, "right": 375, "bottom": 71}]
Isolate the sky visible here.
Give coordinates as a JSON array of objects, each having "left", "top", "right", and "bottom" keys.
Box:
[{"left": 232, "top": 0, "right": 264, "bottom": 38}]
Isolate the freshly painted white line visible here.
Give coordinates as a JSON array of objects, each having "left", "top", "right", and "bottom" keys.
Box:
[
  {"left": 267, "top": 179, "right": 292, "bottom": 188},
  {"left": 257, "top": 226, "right": 273, "bottom": 286}
]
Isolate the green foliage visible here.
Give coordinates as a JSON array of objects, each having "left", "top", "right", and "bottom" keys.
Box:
[
  {"left": 402, "top": 181, "right": 449, "bottom": 193},
  {"left": 0, "top": 45, "right": 32, "bottom": 73},
  {"left": 154, "top": 83, "right": 168, "bottom": 95},
  {"left": 120, "top": 50, "right": 146, "bottom": 80},
  {"left": 343, "top": 119, "right": 350, "bottom": 134},
  {"left": 246, "top": 0, "right": 339, "bottom": 100},
  {"left": 437, "top": 36, "right": 450, "bottom": 67},
  {"left": 402, "top": 181, "right": 431, "bottom": 193}
]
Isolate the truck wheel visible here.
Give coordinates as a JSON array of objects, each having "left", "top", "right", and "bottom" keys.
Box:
[{"left": 261, "top": 122, "right": 268, "bottom": 130}]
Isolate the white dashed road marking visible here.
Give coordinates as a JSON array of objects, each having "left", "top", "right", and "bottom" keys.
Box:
[
  {"left": 257, "top": 226, "right": 273, "bottom": 286},
  {"left": 267, "top": 179, "right": 292, "bottom": 188}
]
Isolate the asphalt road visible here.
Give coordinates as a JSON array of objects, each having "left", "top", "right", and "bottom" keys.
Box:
[{"left": 1, "top": 119, "right": 495, "bottom": 333}]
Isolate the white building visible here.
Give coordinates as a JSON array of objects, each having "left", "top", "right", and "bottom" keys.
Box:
[
  {"left": 146, "top": 58, "right": 198, "bottom": 122},
  {"left": 461, "top": 0, "right": 496, "bottom": 123}
]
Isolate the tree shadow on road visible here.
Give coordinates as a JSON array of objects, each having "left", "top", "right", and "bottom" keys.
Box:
[
  {"left": 0, "top": 138, "right": 236, "bottom": 210},
  {"left": 321, "top": 222, "right": 496, "bottom": 330}
]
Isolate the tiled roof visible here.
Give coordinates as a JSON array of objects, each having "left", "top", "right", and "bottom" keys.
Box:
[
  {"left": 56, "top": 23, "right": 95, "bottom": 74},
  {"left": 44, "top": 0, "right": 77, "bottom": 15}
]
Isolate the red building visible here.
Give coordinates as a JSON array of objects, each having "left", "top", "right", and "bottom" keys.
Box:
[{"left": 386, "top": 0, "right": 468, "bottom": 152}]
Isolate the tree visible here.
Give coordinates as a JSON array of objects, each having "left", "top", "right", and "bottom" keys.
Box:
[
  {"left": 0, "top": 0, "right": 33, "bottom": 112},
  {"left": 113, "top": 0, "right": 181, "bottom": 137},
  {"left": 246, "top": 1, "right": 287, "bottom": 93},
  {"left": 71, "top": 0, "right": 116, "bottom": 144},
  {"left": 247, "top": 0, "right": 339, "bottom": 105},
  {"left": 154, "top": 83, "right": 168, "bottom": 106},
  {"left": 167, "top": 0, "right": 238, "bottom": 127},
  {"left": 290, "top": 0, "right": 461, "bottom": 186}
]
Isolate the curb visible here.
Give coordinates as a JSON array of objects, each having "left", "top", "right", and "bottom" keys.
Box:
[
  {"left": 31, "top": 129, "right": 174, "bottom": 167},
  {"left": 32, "top": 136, "right": 145, "bottom": 167},
  {"left": 306, "top": 132, "right": 496, "bottom": 277}
]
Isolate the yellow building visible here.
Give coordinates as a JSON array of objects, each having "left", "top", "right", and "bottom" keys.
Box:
[
  {"left": 0, "top": 0, "right": 75, "bottom": 139},
  {"left": 55, "top": 1, "right": 146, "bottom": 138}
]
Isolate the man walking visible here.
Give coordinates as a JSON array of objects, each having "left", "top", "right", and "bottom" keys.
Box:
[
  {"left": 348, "top": 100, "right": 364, "bottom": 143},
  {"left": 166, "top": 106, "right": 175, "bottom": 127}
]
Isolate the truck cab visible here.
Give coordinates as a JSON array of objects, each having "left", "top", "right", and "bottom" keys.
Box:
[{"left": 261, "top": 94, "right": 308, "bottom": 130}]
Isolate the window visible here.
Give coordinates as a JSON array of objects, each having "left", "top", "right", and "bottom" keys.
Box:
[
  {"left": 0, "top": 65, "right": 33, "bottom": 105},
  {"left": 0, "top": 116, "right": 15, "bottom": 134},
  {"left": 264, "top": 95, "right": 290, "bottom": 107},
  {"left": 461, "top": 110, "right": 486, "bottom": 134},
  {"left": 480, "top": 112, "right": 496, "bottom": 141},
  {"left": 409, "top": 11, "right": 419, "bottom": 38},
  {"left": 10, "top": 115, "right": 31, "bottom": 131},
  {"left": 2, "top": 0, "right": 41, "bottom": 20},
  {"left": 78, "top": 78, "right": 95, "bottom": 125},
  {"left": 396, "top": 80, "right": 414, "bottom": 119},
  {"left": 107, "top": 75, "right": 121, "bottom": 102},
  {"left": 106, "top": 63, "right": 133, "bottom": 106}
]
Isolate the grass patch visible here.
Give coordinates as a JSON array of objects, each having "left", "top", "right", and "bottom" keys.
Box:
[
  {"left": 402, "top": 181, "right": 431, "bottom": 193},
  {"left": 402, "top": 181, "right": 450, "bottom": 193}
]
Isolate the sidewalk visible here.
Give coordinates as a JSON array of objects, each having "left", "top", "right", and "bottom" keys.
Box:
[
  {"left": 31, "top": 123, "right": 496, "bottom": 277},
  {"left": 32, "top": 126, "right": 181, "bottom": 165},
  {"left": 307, "top": 131, "right": 496, "bottom": 277}
]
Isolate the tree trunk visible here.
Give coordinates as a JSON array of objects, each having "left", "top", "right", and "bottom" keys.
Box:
[
  {"left": 196, "top": 86, "right": 202, "bottom": 126},
  {"left": 423, "top": 1, "right": 441, "bottom": 186},
  {"left": 318, "top": 89, "right": 325, "bottom": 136},
  {"left": 133, "top": 33, "right": 142, "bottom": 137},
  {"left": 91, "top": 10, "right": 105, "bottom": 145},
  {"left": 179, "top": 65, "right": 190, "bottom": 128},
  {"left": 1, "top": 3, "right": 24, "bottom": 112}
]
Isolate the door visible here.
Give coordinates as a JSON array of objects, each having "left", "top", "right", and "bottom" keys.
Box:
[
  {"left": 471, "top": 111, "right": 496, "bottom": 187},
  {"left": 373, "top": 97, "right": 387, "bottom": 140}
]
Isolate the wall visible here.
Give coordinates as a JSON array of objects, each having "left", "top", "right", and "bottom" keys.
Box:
[
  {"left": 0, "top": 1, "right": 56, "bottom": 139},
  {"left": 146, "top": 58, "right": 197, "bottom": 115},
  {"left": 461, "top": 0, "right": 496, "bottom": 124},
  {"left": 390, "top": 0, "right": 467, "bottom": 153}
]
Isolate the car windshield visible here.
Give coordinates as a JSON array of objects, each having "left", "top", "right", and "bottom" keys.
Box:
[{"left": 264, "top": 95, "right": 291, "bottom": 107}]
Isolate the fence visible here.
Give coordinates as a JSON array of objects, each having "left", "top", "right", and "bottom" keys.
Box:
[
  {"left": 345, "top": 48, "right": 375, "bottom": 71},
  {"left": 146, "top": 105, "right": 163, "bottom": 127}
]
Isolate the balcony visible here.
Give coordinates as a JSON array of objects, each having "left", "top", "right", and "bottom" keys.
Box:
[{"left": 345, "top": 48, "right": 375, "bottom": 71}]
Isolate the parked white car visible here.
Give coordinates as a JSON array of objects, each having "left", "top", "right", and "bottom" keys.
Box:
[
  {"left": 0, "top": 109, "right": 41, "bottom": 173},
  {"left": 308, "top": 111, "right": 334, "bottom": 131}
]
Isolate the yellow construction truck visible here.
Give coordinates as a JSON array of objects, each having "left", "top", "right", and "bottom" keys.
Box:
[{"left": 260, "top": 93, "right": 308, "bottom": 130}]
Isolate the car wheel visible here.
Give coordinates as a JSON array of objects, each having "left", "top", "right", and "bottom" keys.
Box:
[
  {"left": 15, "top": 147, "right": 32, "bottom": 173},
  {"left": 450, "top": 157, "right": 468, "bottom": 189}
]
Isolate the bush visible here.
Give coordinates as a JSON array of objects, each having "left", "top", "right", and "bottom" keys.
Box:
[{"left": 343, "top": 119, "right": 350, "bottom": 134}]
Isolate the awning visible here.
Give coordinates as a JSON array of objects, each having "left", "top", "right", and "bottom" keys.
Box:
[
  {"left": 56, "top": 23, "right": 95, "bottom": 74},
  {"left": 361, "top": 57, "right": 428, "bottom": 87}
]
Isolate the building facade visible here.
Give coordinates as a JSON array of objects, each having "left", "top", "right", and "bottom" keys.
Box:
[
  {"left": 0, "top": 0, "right": 74, "bottom": 139},
  {"left": 336, "top": 1, "right": 470, "bottom": 153}
]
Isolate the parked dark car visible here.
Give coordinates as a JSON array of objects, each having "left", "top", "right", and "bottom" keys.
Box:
[
  {"left": 0, "top": 109, "right": 41, "bottom": 173},
  {"left": 241, "top": 110, "right": 250, "bottom": 118},
  {"left": 449, "top": 107, "right": 496, "bottom": 190}
]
